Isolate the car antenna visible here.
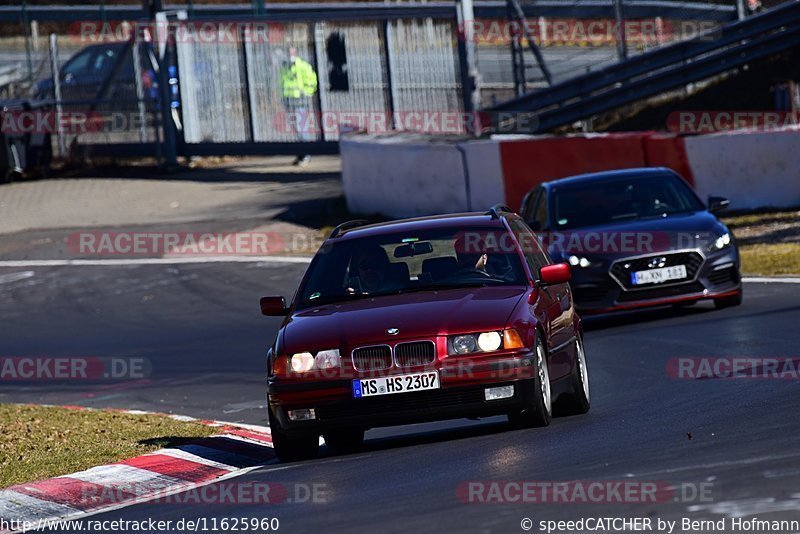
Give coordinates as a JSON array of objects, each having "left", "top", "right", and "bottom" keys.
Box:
[{"left": 329, "top": 220, "right": 370, "bottom": 238}]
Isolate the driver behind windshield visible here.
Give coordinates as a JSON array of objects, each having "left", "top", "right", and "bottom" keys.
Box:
[
  {"left": 454, "top": 235, "right": 521, "bottom": 282},
  {"left": 454, "top": 235, "right": 488, "bottom": 273},
  {"left": 349, "top": 244, "right": 396, "bottom": 294}
]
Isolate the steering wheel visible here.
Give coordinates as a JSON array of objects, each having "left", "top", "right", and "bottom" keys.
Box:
[{"left": 451, "top": 268, "right": 494, "bottom": 279}]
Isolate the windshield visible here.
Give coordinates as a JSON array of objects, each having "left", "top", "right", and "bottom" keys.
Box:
[
  {"left": 551, "top": 174, "right": 705, "bottom": 230},
  {"left": 296, "top": 226, "right": 527, "bottom": 309}
]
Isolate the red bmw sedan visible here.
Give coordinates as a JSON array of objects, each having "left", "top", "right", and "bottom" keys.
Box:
[{"left": 261, "top": 206, "right": 590, "bottom": 462}]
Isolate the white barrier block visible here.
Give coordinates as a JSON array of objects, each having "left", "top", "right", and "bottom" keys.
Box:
[
  {"left": 458, "top": 139, "right": 506, "bottom": 211},
  {"left": 341, "top": 135, "right": 471, "bottom": 218},
  {"left": 685, "top": 129, "right": 800, "bottom": 209}
]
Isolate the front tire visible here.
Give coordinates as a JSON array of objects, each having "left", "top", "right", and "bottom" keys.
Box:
[
  {"left": 268, "top": 407, "right": 319, "bottom": 463},
  {"left": 508, "top": 335, "right": 552, "bottom": 428},
  {"left": 556, "top": 335, "right": 590, "bottom": 416}
]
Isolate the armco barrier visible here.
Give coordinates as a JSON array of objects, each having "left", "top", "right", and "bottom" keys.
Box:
[
  {"left": 684, "top": 128, "right": 800, "bottom": 209},
  {"left": 339, "top": 129, "right": 798, "bottom": 220}
]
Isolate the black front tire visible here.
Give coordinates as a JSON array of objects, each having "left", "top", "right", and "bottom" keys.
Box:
[
  {"left": 508, "top": 335, "right": 552, "bottom": 428},
  {"left": 268, "top": 407, "right": 319, "bottom": 463},
  {"left": 555, "top": 335, "right": 590, "bottom": 416}
]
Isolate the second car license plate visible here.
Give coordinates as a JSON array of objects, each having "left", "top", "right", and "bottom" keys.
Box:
[
  {"left": 631, "top": 265, "right": 687, "bottom": 285},
  {"left": 353, "top": 372, "right": 439, "bottom": 398}
]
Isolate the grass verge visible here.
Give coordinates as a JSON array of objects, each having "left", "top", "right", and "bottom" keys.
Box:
[
  {"left": 721, "top": 209, "right": 800, "bottom": 276},
  {"left": 737, "top": 244, "right": 800, "bottom": 276},
  {"left": 0, "top": 404, "right": 216, "bottom": 488}
]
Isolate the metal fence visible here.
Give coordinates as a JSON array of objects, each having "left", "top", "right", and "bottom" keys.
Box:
[
  {"left": 0, "top": 1, "right": 748, "bottom": 162},
  {"left": 175, "top": 18, "right": 465, "bottom": 145}
]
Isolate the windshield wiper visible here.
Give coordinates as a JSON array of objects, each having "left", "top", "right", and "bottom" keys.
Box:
[
  {"left": 303, "top": 293, "right": 371, "bottom": 306},
  {"left": 610, "top": 213, "right": 641, "bottom": 221}
]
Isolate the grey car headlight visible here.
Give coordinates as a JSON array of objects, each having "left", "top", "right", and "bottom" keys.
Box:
[{"left": 709, "top": 233, "right": 732, "bottom": 252}]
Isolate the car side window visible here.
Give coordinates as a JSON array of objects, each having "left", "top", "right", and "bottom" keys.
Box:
[
  {"left": 531, "top": 190, "right": 548, "bottom": 231},
  {"left": 521, "top": 188, "right": 538, "bottom": 221},
  {"left": 507, "top": 218, "right": 550, "bottom": 277},
  {"left": 62, "top": 50, "right": 93, "bottom": 77}
]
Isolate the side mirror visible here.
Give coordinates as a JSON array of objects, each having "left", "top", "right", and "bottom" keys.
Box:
[
  {"left": 539, "top": 263, "right": 571, "bottom": 286},
  {"left": 708, "top": 196, "right": 730, "bottom": 213},
  {"left": 260, "top": 296, "right": 288, "bottom": 316}
]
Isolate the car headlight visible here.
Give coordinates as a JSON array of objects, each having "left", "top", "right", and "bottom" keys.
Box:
[
  {"left": 568, "top": 255, "right": 595, "bottom": 268},
  {"left": 290, "top": 349, "right": 341, "bottom": 373},
  {"left": 447, "top": 329, "right": 524, "bottom": 356},
  {"left": 314, "top": 349, "right": 341, "bottom": 370},
  {"left": 709, "top": 233, "right": 732, "bottom": 252}
]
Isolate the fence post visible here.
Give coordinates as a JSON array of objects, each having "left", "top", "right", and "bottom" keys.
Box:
[
  {"left": 736, "top": 0, "right": 746, "bottom": 20},
  {"left": 455, "top": 0, "right": 482, "bottom": 136},
  {"left": 310, "top": 22, "right": 325, "bottom": 143},
  {"left": 383, "top": 20, "right": 397, "bottom": 131},
  {"left": 156, "top": 11, "right": 178, "bottom": 167},
  {"left": 614, "top": 0, "right": 628, "bottom": 61},
  {"left": 22, "top": 0, "right": 34, "bottom": 82},
  {"left": 240, "top": 24, "right": 256, "bottom": 143},
  {"left": 31, "top": 21, "right": 39, "bottom": 52},
  {"left": 49, "top": 33, "right": 66, "bottom": 158},
  {"left": 131, "top": 32, "right": 149, "bottom": 144}
]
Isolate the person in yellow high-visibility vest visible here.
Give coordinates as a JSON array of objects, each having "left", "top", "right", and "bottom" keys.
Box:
[{"left": 281, "top": 47, "right": 318, "bottom": 166}]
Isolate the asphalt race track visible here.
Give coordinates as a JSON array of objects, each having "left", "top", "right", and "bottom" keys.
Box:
[{"left": 2, "top": 263, "right": 799, "bottom": 532}]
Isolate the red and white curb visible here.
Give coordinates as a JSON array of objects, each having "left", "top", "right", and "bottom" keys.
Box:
[{"left": 0, "top": 407, "right": 282, "bottom": 533}]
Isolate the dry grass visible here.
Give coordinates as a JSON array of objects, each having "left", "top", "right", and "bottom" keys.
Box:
[
  {"left": 0, "top": 404, "right": 216, "bottom": 488},
  {"left": 720, "top": 209, "right": 800, "bottom": 276},
  {"left": 737, "top": 243, "right": 800, "bottom": 276}
]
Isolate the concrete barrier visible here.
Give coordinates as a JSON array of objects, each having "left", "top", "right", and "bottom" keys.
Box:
[
  {"left": 340, "top": 129, "right": 799, "bottom": 219},
  {"left": 340, "top": 135, "right": 504, "bottom": 218},
  {"left": 458, "top": 139, "right": 506, "bottom": 211},
  {"left": 685, "top": 128, "right": 800, "bottom": 209}
]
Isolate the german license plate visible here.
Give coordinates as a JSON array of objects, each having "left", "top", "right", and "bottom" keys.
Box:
[
  {"left": 631, "top": 265, "right": 687, "bottom": 285},
  {"left": 352, "top": 371, "right": 439, "bottom": 398}
]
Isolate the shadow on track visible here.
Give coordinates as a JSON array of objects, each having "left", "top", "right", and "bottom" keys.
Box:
[
  {"left": 317, "top": 420, "right": 511, "bottom": 459},
  {"left": 582, "top": 302, "right": 717, "bottom": 331}
]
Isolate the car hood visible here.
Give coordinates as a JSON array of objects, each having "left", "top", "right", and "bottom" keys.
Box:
[
  {"left": 283, "top": 286, "right": 527, "bottom": 354},
  {"left": 546, "top": 210, "right": 729, "bottom": 261}
]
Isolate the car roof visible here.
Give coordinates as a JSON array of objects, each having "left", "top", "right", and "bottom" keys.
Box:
[
  {"left": 331, "top": 212, "right": 509, "bottom": 241},
  {"left": 542, "top": 167, "right": 677, "bottom": 189},
  {"left": 76, "top": 42, "right": 130, "bottom": 52}
]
